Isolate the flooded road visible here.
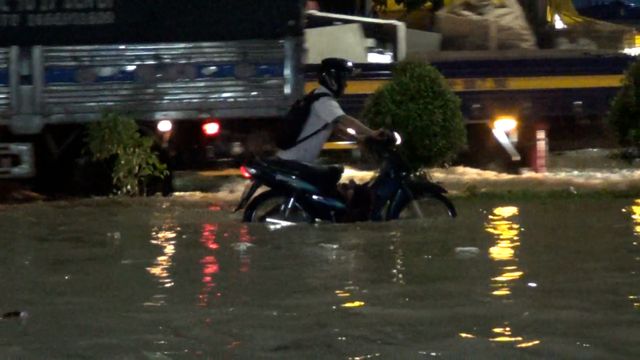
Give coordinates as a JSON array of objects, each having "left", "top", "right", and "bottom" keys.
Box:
[{"left": 0, "top": 195, "right": 639, "bottom": 359}]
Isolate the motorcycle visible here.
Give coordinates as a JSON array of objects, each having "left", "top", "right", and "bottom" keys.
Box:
[{"left": 234, "top": 136, "right": 457, "bottom": 224}]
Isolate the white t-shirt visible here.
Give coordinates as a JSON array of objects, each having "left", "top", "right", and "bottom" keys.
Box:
[{"left": 277, "top": 86, "right": 345, "bottom": 163}]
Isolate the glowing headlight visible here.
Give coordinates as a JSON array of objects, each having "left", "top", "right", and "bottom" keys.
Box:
[
  {"left": 394, "top": 131, "right": 402, "bottom": 145},
  {"left": 493, "top": 116, "right": 518, "bottom": 133}
]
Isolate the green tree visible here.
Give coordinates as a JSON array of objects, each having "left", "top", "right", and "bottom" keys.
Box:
[
  {"left": 608, "top": 60, "right": 640, "bottom": 153},
  {"left": 362, "top": 60, "right": 466, "bottom": 170},
  {"left": 86, "top": 112, "right": 168, "bottom": 196}
]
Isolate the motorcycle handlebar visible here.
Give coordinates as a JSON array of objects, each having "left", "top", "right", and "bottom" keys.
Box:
[{"left": 362, "top": 129, "right": 396, "bottom": 151}]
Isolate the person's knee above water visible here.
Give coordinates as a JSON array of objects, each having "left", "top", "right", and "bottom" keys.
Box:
[{"left": 276, "top": 57, "right": 389, "bottom": 165}]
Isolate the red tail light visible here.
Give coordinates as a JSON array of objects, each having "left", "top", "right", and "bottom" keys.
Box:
[
  {"left": 202, "top": 119, "right": 221, "bottom": 136},
  {"left": 240, "top": 166, "right": 252, "bottom": 179}
]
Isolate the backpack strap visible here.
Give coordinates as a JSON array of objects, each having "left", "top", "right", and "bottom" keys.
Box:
[{"left": 290, "top": 93, "right": 332, "bottom": 147}]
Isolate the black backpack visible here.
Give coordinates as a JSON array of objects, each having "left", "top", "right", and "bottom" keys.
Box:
[{"left": 276, "top": 92, "right": 332, "bottom": 150}]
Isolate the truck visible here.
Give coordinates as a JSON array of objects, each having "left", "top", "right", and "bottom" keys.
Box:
[{"left": 0, "top": 0, "right": 306, "bottom": 193}]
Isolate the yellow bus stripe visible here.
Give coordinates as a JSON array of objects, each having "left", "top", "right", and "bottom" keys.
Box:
[
  {"left": 305, "top": 74, "right": 624, "bottom": 94},
  {"left": 305, "top": 80, "right": 386, "bottom": 94},
  {"left": 448, "top": 75, "right": 624, "bottom": 92}
]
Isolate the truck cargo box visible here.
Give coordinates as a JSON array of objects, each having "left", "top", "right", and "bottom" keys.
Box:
[{"left": 0, "top": 0, "right": 303, "bottom": 46}]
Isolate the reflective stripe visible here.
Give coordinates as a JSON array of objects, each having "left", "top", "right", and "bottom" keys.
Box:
[
  {"left": 306, "top": 74, "right": 624, "bottom": 94},
  {"left": 323, "top": 141, "right": 357, "bottom": 150}
]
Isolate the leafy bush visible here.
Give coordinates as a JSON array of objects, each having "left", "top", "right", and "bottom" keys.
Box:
[
  {"left": 85, "top": 112, "right": 168, "bottom": 196},
  {"left": 362, "top": 60, "right": 467, "bottom": 170},
  {"left": 608, "top": 60, "right": 640, "bottom": 151}
]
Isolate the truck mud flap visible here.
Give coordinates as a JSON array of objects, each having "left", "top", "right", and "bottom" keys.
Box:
[{"left": 0, "top": 143, "right": 35, "bottom": 179}]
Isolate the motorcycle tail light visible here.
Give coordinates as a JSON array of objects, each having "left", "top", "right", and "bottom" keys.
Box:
[{"left": 240, "top": 165, "right": 253, "bottom": 179}]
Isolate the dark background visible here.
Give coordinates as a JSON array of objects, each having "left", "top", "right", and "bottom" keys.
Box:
[{"left": 0, "top": 0, "right": 305, "bottom": 46}]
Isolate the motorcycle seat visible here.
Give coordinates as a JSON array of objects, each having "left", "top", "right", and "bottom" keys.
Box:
[{"left": 264, "top": 158, "right": 344, "bottom": 190}]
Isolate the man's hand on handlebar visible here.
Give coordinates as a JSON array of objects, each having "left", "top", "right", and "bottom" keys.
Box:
[
  {"left": 356, "top": 129, "right": 397, "bottom": 158},
  {"left": 367, "top": 128, "right": 396, "bottom": 145}
]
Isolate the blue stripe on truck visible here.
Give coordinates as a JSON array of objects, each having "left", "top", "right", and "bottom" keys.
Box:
[{"left": 44, "top": 64, "right": 284, "bottom": 84}]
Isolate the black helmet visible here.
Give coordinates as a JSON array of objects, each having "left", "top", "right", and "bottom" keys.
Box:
[{"left": 318, "top": 57, "right": 354, "bottom": 97}]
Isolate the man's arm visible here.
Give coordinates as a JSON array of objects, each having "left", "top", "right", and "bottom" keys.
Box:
[{"left": 334, "top": 114, "right": 376, "bottom": 141}]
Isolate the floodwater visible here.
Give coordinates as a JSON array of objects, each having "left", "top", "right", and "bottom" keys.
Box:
[{"left": 0, "top": 195, "right": 639, "bottom": 359}]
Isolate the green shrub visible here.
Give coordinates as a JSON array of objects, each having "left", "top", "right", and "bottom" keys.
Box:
[
  {"left": 85, "top": 112, "right": 168, "bottom": 196},
  {"left": 362, "top": 60, "right": 467, "bottom": 170},
  {"left": 608, "top": 60, "right": 640, "bottom": 151}
]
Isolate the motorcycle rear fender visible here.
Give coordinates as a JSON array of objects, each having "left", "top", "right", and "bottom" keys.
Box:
[{"left": 234, "top": 181, "right": 262, "bottom": 212}]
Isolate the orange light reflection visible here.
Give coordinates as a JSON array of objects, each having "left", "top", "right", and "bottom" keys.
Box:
[
  {"left": 146, "top": 226, "right": 178, "bottom": 288},
  {"left": 341, "top": 301, "right": 366, "bottom": 308},
  {"left": 481, "top": 206, "right": 541, "bottom": 348},
  {"left": 485, "top": 206, "right": 523, "bottom": 293},
  {"left": 626, "top": 200, "right": 640, "bottom": 311}
]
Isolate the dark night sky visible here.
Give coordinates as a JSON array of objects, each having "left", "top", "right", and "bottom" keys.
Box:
[
  {"left": 573, "top": 0, "right": 640, "bottom": 7},
  {"left": 0, "top": 0, "right": 305, "bottom": 46}
]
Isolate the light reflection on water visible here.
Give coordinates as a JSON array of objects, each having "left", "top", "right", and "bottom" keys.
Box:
[
  {"left": 390, "top": 231, "right": 405, "bottom": 285},
  {"left": 626, "top": 199, "right": 640, "bottom": 310},
  {"left": 468, "top": 205, "right": 540, "bottom": 348},
  {"left": 486, "top": 206, "right": 522, "bottom": 296},
  {"left": 2, "top": 197, "right": 640, "bottom": 358},
  {"left": 199, "top": 223, "right": 220, "bottom": 307},
  {"left": 237, "top": 225, "right": 254, "bottom": 273},
  {"left": 198, "top": 222, "right": 255, "bottom": 307},
  {"left": 144, "top": 205, "right": 180, "bottom": 308},
  {"left": 146, "top": 223, "right": 178, "bottom": 289}
]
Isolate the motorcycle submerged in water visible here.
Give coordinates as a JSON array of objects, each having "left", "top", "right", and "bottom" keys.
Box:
[{"left": 234, "top": 136, "right": 457, "bottom": 224}]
